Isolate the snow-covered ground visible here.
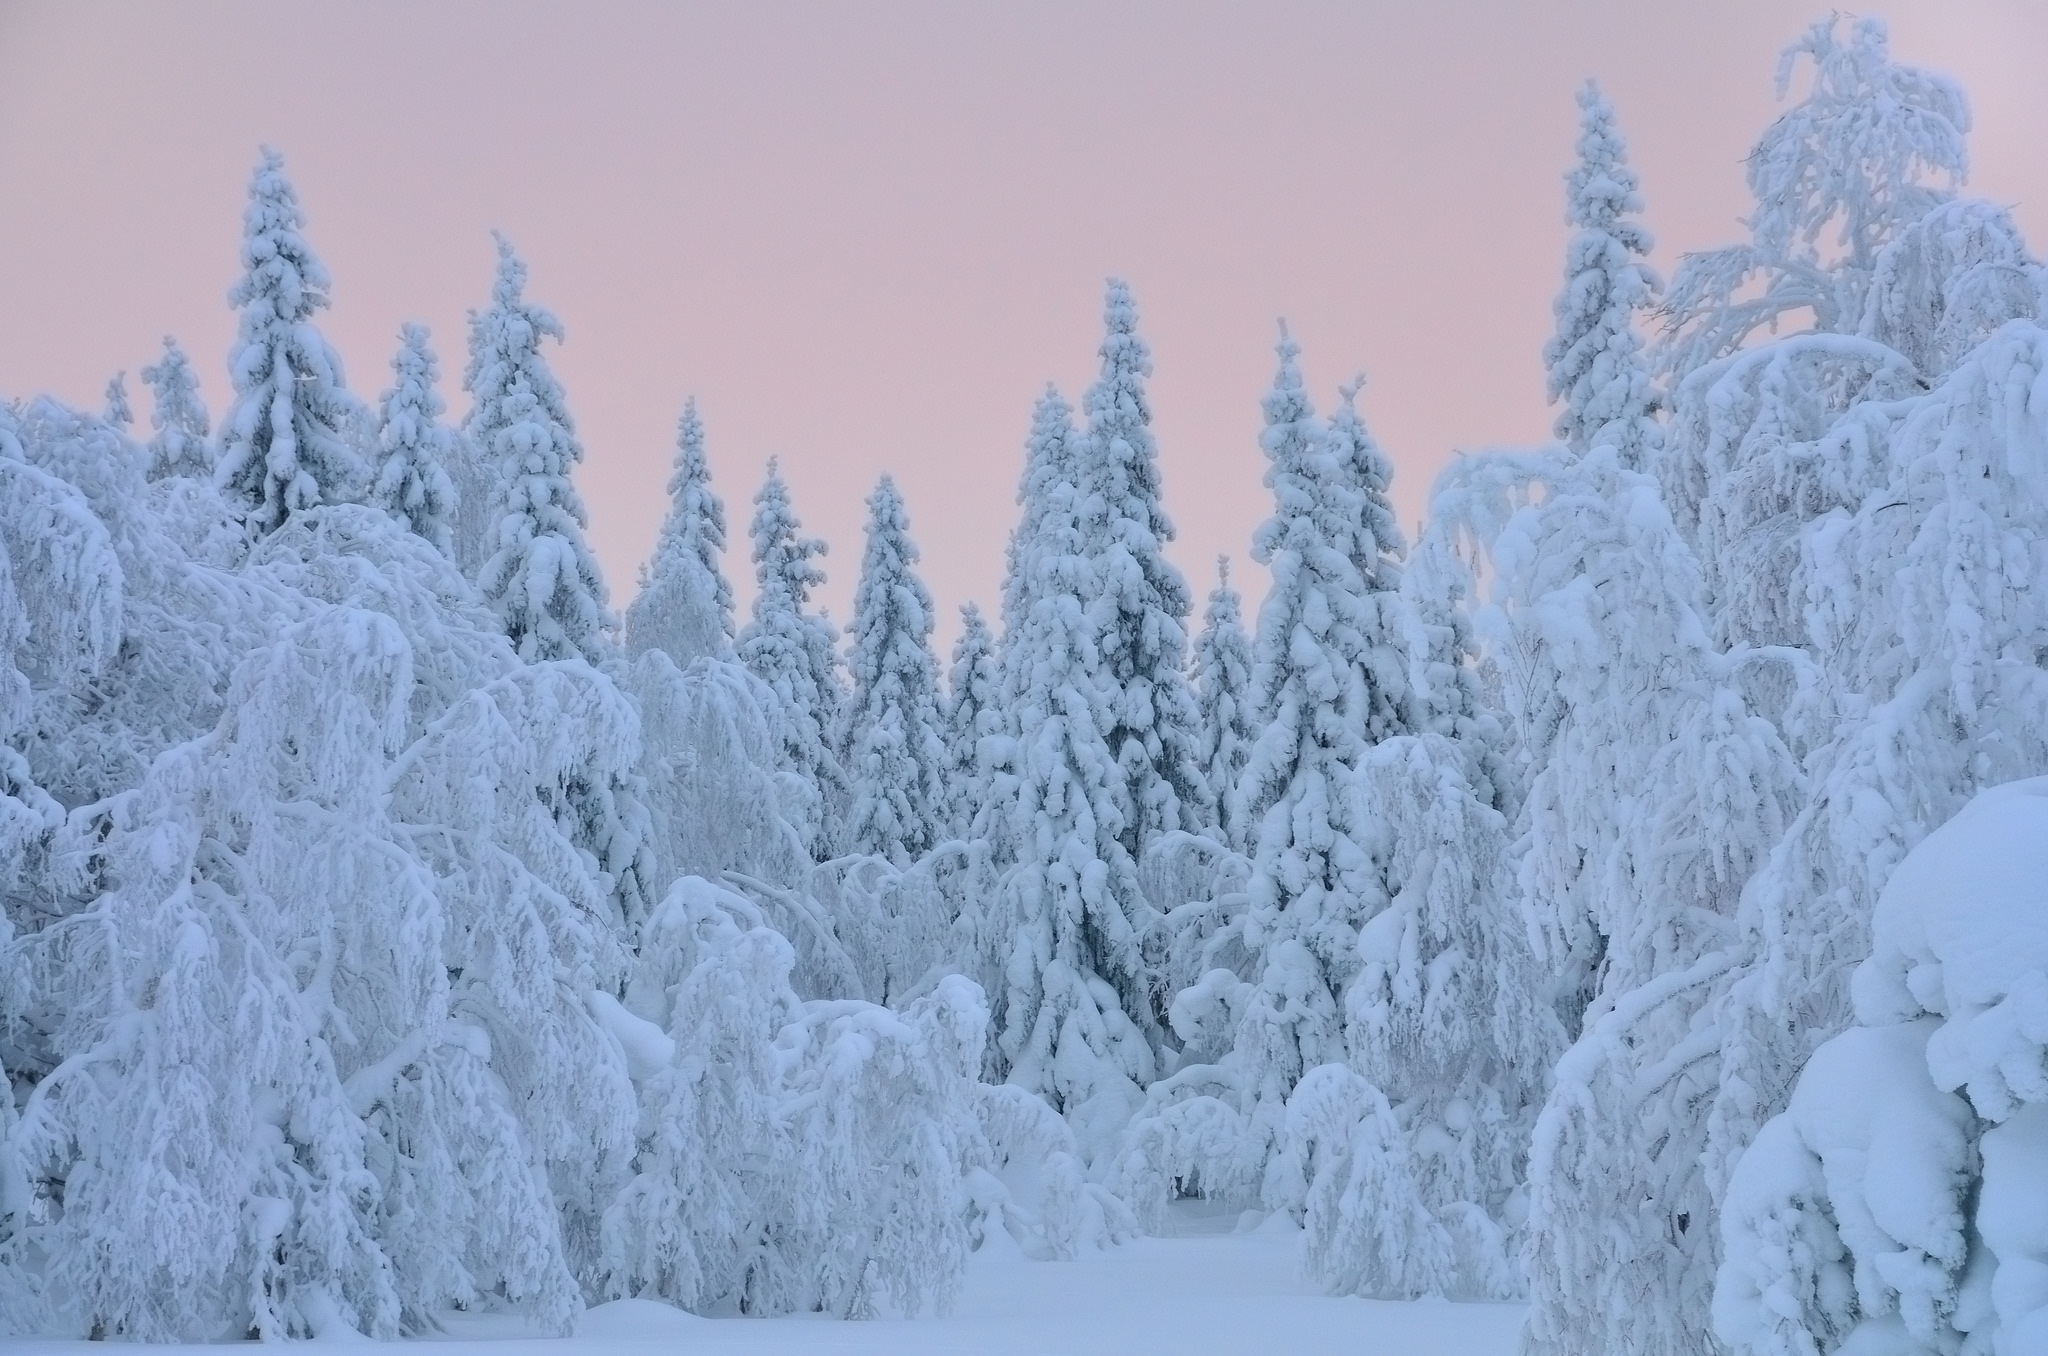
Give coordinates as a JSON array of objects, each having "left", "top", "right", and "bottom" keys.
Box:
[{"left": 0, "top": 1205, "right": 1524, "bottom": 1355}]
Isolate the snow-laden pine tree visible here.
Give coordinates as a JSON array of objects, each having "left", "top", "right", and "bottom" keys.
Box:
[
  {"left": 997, "top": 386, "right": 1161, "bottom": 1157},
  {"left": 1191, "top": 556, "right": 1256, "bottom": 853},
  {"left": 140, "top": 336, "right": 211, "bottom": 482},
  {"left": 216, "top": 149, "right": 361, "bottom": 534},
  {"left": 838, "top": 475, "right": 947, "bottom": 864},
  {"left": 1080, "top": 280, "right": 1211, "bottom": 854},
  {"left": 736, "top": 460, "right": 846, "bottom": 861},
  {"left": 101, "top": 374, "right": 130, "bottom": 430},
  {"left": 371, "top": 323, "right": 458, "bottom": 556},
  {"left": 943, "top": 602, "right": 999, "bottom": 841},
  {"left": 1544, "top": 82, "right": 1662, "bottom": 469},
  {"left": 466, "top": 236, "right": 612, "bottom": 664},
  {"left": 625, "top": 399, "right": 732, "bottom": 667}
]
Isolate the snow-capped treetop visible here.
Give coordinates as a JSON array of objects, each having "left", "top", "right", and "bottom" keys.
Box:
[
  {"left": 1661, "top": 17, "right": 1974, "bottom": 373},
  {"left": 1079, "top": 278, "right": 1209, "bottom": 851},
  {"left": 625, "top": 398, "right": 732, "bottom": 666},
  {"left": 466, "top": 235, "right": 612, "bottom": 664},
  {"left": 371, "top": 323, "right": 458, "bottom": 557},
  {"left": 1192, "top": 555, "right": 1256, "bottom": 852},
  {"left": 1544, "top": 82, "right": 1662, "bottom": 468},
  {"left": 662, "top": 398, "right": 731, "bottom": 631},
  {"left": 101, "top": 374, "right": 131, "bottom": 430},
  {"left": 140, "top": 336, "right": 211, "bottom": 481},
  {"left": 1325, "top": 376, "right": 1407, "bottom": 590},
  {"left": 839, "top": 474, "right": 947, "bottom": 863},
  {"left": 216, "top": 148, "right": 360, "bottom": 534}
]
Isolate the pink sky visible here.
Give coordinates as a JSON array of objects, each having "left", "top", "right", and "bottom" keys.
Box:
[{"left": 2, "top": 1, "right": 2043, "bottom": 647}]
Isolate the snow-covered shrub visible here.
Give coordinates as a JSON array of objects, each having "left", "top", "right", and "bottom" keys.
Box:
[{"left": 1715, "top": 778, "right": 2048, "bottom": 1355}]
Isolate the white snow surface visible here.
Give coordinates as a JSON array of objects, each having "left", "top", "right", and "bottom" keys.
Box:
[{"left": 0, "top": 1206, "right": 1520, "bottom": 1355}]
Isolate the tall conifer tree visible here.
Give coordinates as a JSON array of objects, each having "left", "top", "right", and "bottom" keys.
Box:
[
  {"left": 217, "top": 149, "right": 359, "bottom": 533},
  {"left": 839, "top": 475, "right": 947, "bottom": 864},
  {"left": 466, "top": 237, "right": 612, "bottom": 665},
  {"left": 625, "top": 399, "right": 732, "bottom": 666}
]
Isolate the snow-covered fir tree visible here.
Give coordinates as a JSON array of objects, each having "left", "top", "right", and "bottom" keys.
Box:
[
  {"left": 101, "top": 374, "right": 130, "bottom": 430},
  {"left": 1080, "top": 279, "right": 1211, "bottom": 853},
  {"left": 838, "top": 475, "right": 947, "bottom": 864},
  {"left": 216, "top": 149, "right": 361, "bottom": 534},
  {"left": 1544, "top": 82, "right": 1662, "bottom": 469},
  {"left": 1321, "top": 376, "right": 1411, "bottom": 741},
  {"left": 466, "top": 236, "right": 613, "bottom": 665},
  {"left": 736, "top": 460, "right": 846, "bottom": 861},
  {"left": 371, "top": 323, "right": 458, "bottom": 556},
  {"left": 625, "top": 398, "right": 732, "bottom": 667},
  {"left": 943, "top": 602, "right": 999, "bottom": 841},
  {"left": 1191, "top": 556, "right": 1255, "bottom": 852},
  {"left": 139, "top": 336, "right": 211, "bottom": 481}
]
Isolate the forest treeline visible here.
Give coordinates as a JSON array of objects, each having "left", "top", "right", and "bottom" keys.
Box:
[{"left": 4, "top": 16, "right": 2048, "bottom": 1354}]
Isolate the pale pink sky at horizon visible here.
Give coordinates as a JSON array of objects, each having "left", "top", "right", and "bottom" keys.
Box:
[{"left": 2, "top": 1, "right": 2044, "bottom": 649}]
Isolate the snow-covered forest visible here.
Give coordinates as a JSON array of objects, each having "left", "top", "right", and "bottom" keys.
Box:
[{"left": 3, "top": 15, "right": 2048, "bottom": 1354}]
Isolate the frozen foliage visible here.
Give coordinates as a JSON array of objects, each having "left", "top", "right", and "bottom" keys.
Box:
[
  {"left": 467, "top": 237, "right": 612, "bottom": 665},
  {"left": 216, "top": 149, "right": 361, "bottom": 534},
  {"left": 1716, "top": 780, "right": 2048, "bottom": 1355},
  {"left": 839, "top": 476, "right": 947, "bottom": 864},
  {"left": 1661, "top": 18, "right": 1974, "bottom": 377},
  {"left": 944, "top": 603, "right": 1000, "bottom": 841},
  {"left": 372, "top": 323, "right": 459, "bottom": 556},
  {"left": 0, "top": 496, "right": 689, "bottom": 1337},
  {"left": 139, "top": 336, "right": 211, "bottom": 482},
  {"left": 1080, "top": 280, "right": 1211, "bottom": 853},
  {"left": 1191, "top": 557, "right": 1256, "bottom": 852},
  {"left": 602, "top": 878, "right": 997, "bottom": 1319},
  {"left": 736, "top": 461, "right": 847, "bottom": 860},
  {"left": 625, "top": 400, "right": 731, "bottom": 667},
  {"left": 1545, "top": 82, "right": 1662, "bottom": 469}
]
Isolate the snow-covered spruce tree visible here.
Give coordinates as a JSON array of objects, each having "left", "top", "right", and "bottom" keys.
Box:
[
  {"left": 101, "top": 374, "right": 130, "bottom": 430},
  {"left": 1544, "top": 82, "right": 1662, "bottom": 470},
  {"left": 997, "top": 393, "right": 1161, "bottom": 1157},
  {"left": 216, "top": 149, "right": 361, "bottom": 534},
  {"left": 943, "top": 602, "right": 1000, "bottom": 841},
  {"left": 140, "top": 336, "right": 211, "bottom": 481},
  {"left": 624, "top": 399, "right": 732, "bottom": 668},
  {"left": 1322, "top": 376, "right": 1411, "bottom": 742},
  {"left": 372, "top": 323, "right": 459, "bottom": 556},
  {"left": 466, "top": 236, "right": 612, "bottom": 665},
  {"left": 1191, "top": 556, "right": 1256, "bottom": 853},
  {"left": 838, "top": 475, "right": 947, "bottom": 864},
  {"left": 981, "top": 386, "right": 1084, "bottom": 871},
  {"left": 736, "top": 459, "right": 846, "bottom": 861},
  {"left": 1080, "top": 279, "right": 1211, "bottom": 853}
]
